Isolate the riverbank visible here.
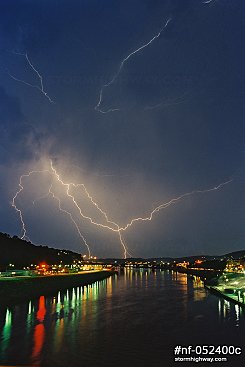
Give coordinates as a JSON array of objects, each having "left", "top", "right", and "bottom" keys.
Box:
[
  {"left": 175, "top": 268, "right": 245, "bottom": 308},
  {"left": 205, "top": 284, "right": 245, "bottom": 308},
  {"left": 0, "top": 270, "right": 115, "bottom": 306}
]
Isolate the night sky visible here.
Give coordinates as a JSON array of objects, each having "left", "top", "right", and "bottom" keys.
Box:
[{"left": 0, "top": 0, "right": 244, "bottom": 258}]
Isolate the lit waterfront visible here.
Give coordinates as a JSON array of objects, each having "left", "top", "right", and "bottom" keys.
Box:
[{"left": 0, "top": 270, "right": 244, "bottom": 366}]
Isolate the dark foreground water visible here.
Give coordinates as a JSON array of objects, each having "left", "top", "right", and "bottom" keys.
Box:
[{"left": 0, "top": 270, "right": 244, "bottom": 367}]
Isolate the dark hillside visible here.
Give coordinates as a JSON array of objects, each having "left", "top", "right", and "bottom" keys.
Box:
[{"left": 0, "top": 232, "right": 81, "bottom": 269}]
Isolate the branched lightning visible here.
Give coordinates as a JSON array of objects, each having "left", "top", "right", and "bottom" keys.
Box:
[
  {"left": 73, "top": 183, "right": 132, "bottom": 258},
  {"left": 9, "top": 2, "right": 231, "bottom": 260},
  {"left": 119, "top": 179, "right": 233, "bottom": 231},
  {"left": 49, "top": 160, "right": 132, "bottom": 258},
  {"left": 12, "top": 170, "right": 50, "bottom": 240},
  {"left": 50, "top": 161, "right": 118, "bottom": 232},
  {"left": 30, "top": 181, "right": 92, "bottom": 257},
  {"left": 8, "top": 52, "right": 54, "bottom": 103},
  {"left": 48, "top": 185, "right": 91, "bottom": 258},
  {"left": 95, "top": 17, "right": 172, "bottom": 114},
  {"left": 12, "top": 162, "right": 232, "bottom": 259}
]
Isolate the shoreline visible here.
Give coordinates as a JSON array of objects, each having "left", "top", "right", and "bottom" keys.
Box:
[
  {"left": 174, "top": 268, "right": 245, "bottom": 308},
  {"left": 205, "top": 284, "right": 245, "bottom": 308},
  {"left": 0, "top": 270, "right": 115, "bottom": 306}
]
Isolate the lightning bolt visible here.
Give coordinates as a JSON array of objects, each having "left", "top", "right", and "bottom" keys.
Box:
[
  {"left": 8, "top": 52, "right": 54, "bottom": 103},
  {"left": 11, "top": 170, "right": 50, "bottom": 240},
  {"left": 48, "top": 185, "right": 91, "bottom": 258},
  {"left": 49, "top": 161, "right": 118, "bottom": 232},
  {"left": 12, "top": 162, "right": 232, "bottom": 259},
  {"left": 95, "top": 17, "right": 172, "bottom": 114},
  {"left": 50, "top": 160, "right": 132, "bottom": 258},
  {"left": 119, "top": 179, "right": 233, "bottom": 231},
  {"left": 12, "top": 162, "right": 132, "bottom": 258},
  {"left": 14, "top": 172, "right": 92, "bottom": 257},
  {"left": 73, "top": 183, "right": 132, "bottom": 258}
]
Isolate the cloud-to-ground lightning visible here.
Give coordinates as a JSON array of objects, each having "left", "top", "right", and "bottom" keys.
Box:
[
  {"left": 95, "top": 17, "right": 172, "bottom": 114},
  {"left": 11, "top": 170, "right": 50, "bottom": 240},
  {"left": 12, "top": 163, "right": 130, "bottom": 257},
  {"left": 14, "top": 171, "right": 92, "bottom": 257},
  {"left": 49, "top": 160, "right": 132, "bottom": 258},
  {"left": 29, "top": 180, "right": 91, "bottom": 259},
  {"left": 7, "top": 52, "right": 54, "bottom": 103},
  {"left": 49, "top": 161, "right": 118, "bottom": 233},
  {"left": 72, "top": 181, "right": 132, "bottom": 258},
  {"left": 48, "top": 185, "right": 91, "bottom": 258},
  {"left": 12, "top": 160, "right": 233, "bottom": 259}
]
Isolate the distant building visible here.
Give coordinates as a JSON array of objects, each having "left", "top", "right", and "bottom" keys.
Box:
[{"left": 225, "top": 259, "right": 245, "bottom": 273}]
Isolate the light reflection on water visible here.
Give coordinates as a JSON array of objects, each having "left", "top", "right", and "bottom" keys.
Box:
[{"left": 0, "top": 270, "right": 244, "bottom": 366}]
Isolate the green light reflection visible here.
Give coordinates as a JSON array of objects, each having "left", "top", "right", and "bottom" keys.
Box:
[{"left": 0, "top": 308, "right": 12, "bottom": 358}]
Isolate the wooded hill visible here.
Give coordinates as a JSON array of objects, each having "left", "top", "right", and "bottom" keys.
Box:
[{"left": 0, "top": 232, "right": 82, "bottom": 269}]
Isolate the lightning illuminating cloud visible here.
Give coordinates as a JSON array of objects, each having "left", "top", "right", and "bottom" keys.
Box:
[
  {"left": 49, "top": 161, "right": 131, "bottom": 258},
  {"left": 12, "top": 164, "right": 130, "bottom": 258},
  {"left": 95, "top": 17, "right": 172, "bottom": 114},
  {"left": 12, "top": 161, "right": 233, "bottom": 258}
]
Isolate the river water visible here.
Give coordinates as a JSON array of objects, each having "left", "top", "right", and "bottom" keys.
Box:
[{"left": 0, "top": 269, "right": 244, "bottom": 367}]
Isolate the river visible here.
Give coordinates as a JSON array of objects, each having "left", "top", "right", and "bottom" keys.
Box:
[{"left": 0, "top": 269, "right": 244, "bottom": 366}]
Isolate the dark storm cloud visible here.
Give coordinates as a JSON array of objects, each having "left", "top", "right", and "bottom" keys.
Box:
[
  {"left": 0, "top": 0, "right": 62, "bottom": 53},
  {"left": 0, "top": 85, "right": 46, "bottom": 165}
]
